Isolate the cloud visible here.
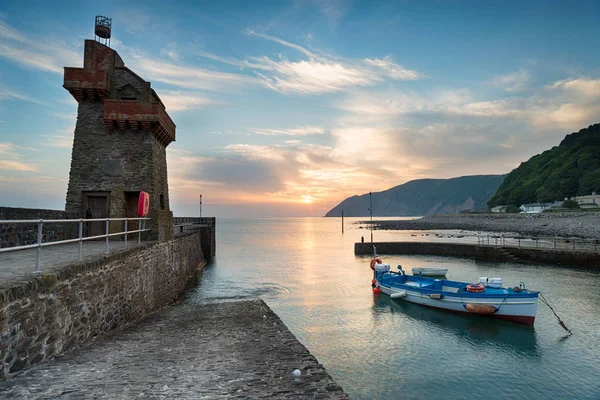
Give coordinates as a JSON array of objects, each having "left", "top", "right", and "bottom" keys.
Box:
[
  {"left": 0, "top": 86, "right": 43, "bottom": 104},
  {"left": 0, "top": 142, "right": 39, "bottom": 171},
  {"left": 248, "top": 56, "right": 373, "bottom": 94},
  {"left": 127, "top": 55, "right": 254, "bottom": 92},
  {"left": 363, "top": 56, "right": 422, "bottom": 80},
  {"left": 242, "top": 33, "right": 424, "bottom": 94},
  {"left": 547, "top": 77, "right": 600, "bottom": 98},
  {"left": 0, "top": 160, "right": 38, "bottom": 172},
  {"left": 244, "top": 29, "right": 316, "bottom": 58},
  {"left": 253, "top": 126, "right": 325, "bottom": 136},
  {"left": 334, "top": 88, "right": 470, "bottom": 117},
  {"left": 226, "top": 144, "right": 287, "bottom": 161},
  {"left": 0, "top": 19, "right": 80, "bottom": 74},
  {"left": 493, "top": 69, "right": 530, "bottom": 92},
  {"left": 335, "top": 77, "right": 600, "bottom": 132},
  {"left": 160, "top": 44, "right": 179, "bottom": 61},
  {"left": 158, "top": 91, "right": 216, "bottom": 112}
]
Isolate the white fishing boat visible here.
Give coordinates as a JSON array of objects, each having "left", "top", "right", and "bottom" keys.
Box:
[
  {"left": 412, "top": 267, "right": 448, "bottom": 276},
  {"left": 369, "top": 258, "right": 538, "bottom": 325}
]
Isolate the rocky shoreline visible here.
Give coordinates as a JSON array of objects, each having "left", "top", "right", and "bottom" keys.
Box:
[{"left": 369, "top": 212, "right": 600, "bottom": 239}]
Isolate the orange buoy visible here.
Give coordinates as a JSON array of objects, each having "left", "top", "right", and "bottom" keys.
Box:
[
  {"left": 370, "top": 258, "right": 383, "bottom": 270},
  {"left": 466, "top": 283, "right": 485, "bottom": 293},
  {"left": 373, "top": 287, "right": 381, "bottom": 294},
  {"left": 371, "top": 279, "right": 377, "bottom": 284}
]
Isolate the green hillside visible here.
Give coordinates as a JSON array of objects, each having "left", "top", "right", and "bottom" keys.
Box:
[{"left": 487, "top": 123, "right": 600, "bottom": 208}]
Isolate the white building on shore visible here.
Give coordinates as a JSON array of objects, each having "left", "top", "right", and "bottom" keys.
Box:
[
  {"left": 520, "top": 203, "right": 552, "bottom": 213},
  {"left": 575, "top": 192, "right": 600, "bottom": 209}
]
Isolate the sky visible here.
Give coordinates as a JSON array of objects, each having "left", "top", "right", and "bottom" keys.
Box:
[{"left": 1, "top": 0, "right": 599, "bottom": 218}]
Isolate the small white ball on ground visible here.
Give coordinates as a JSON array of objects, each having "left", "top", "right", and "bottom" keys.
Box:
[{"left": 292, "top": 369, "right": 301, "bottom": 378}]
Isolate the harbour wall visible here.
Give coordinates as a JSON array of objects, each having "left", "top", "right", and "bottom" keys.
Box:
[
  {"left": 355, "top": 242, "right": 600, "bottom": 268},
  {"left": 0, "top": 229, "right": 213, "bottom": 380}
]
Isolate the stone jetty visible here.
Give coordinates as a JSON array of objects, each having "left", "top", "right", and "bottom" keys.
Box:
[{"left": 0, "top": 300, "right": 349, "bottom": 399}]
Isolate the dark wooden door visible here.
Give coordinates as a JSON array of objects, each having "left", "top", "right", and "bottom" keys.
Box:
[{"left": 84, "top": 194, "right": 109, "bottom": 237}]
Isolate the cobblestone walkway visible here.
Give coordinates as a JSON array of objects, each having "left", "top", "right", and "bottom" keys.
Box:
[
  {"left": 0, "top": 300, "right": 349, "bottom": 399},
  {"left": 0, "top": 241, "right": 147, "bottom": 288}
]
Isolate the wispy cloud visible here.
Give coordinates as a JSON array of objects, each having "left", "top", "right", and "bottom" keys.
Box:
[
  {"left": 0, "top": 86, "right": 43, "bottom": 104},
  {"left": 127, "top": 54, "right": 254, "bottom": 92},
  {"left": 0, "top": 142, "right": 39, "bottom": 171},
  {"left": 242, "top": 33, "right": 424, "bottom": 94},
  {"left": 244, "top": 29, "right": 316, "bottom": 58},
  {"left": 0, "top": 160, "right": 38, "bottom": 172},
  {"left": 493, "top": 69, "right": 530, "bottom": 92},
  {"left": 158, "top": 91, "right": 217, "bottom": 112},
  {"left": 0, "top": 19, "right": 80, "bottom": 74},
  {"left": 253, "top": 126, "right": 325, "bottom": 136},
  {"left": 363, "top": 56, "right": 422, "bottom": 80},
  {"left": 160, "top": 43, "right": 179, "bottom": 61},
  {"left": 248, "top": 56, "right": 373, "bottom": 93}
]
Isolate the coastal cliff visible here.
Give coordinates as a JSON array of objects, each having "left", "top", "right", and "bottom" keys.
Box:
[{"left": 326, "top": 175, "right": 505, "bottom": 217}]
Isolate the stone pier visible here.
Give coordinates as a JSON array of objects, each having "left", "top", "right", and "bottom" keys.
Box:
[
  {"left": 355, "top": 241, "right": 600, "bottom": 267},
  {"left": 0, "top": 300, "right": 349, "bottom": 399}
]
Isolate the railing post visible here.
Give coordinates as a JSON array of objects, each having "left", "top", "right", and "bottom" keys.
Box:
[
  {"left": 124, "top": 219, "right": 128, "bottom": 247},
  {"left": 105, "top": 218, "right": 110, "bottom": 254},
  {"left": 78, "top": 219, "right": 83, "bottom": 260},
  {"left": 138, "top": 218, "right": 142, "bottom": 244},
  {"left": 573, "top": 239, "right": 575, "bottom": 251},
  {"left": 554, "top": 238, "right": 556, "bottom": 249},
  {"left": 35, "top": 219, "right": 43, "bottom": 273}
]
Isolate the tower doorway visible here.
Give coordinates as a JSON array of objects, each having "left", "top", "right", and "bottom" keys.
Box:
[{"left": 83, "top": 192, "right": 110, "bottom": 237}]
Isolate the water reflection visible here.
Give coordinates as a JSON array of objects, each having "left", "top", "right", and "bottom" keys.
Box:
[
  {"left": 373, "top": 295, "right": 540, "bottom": 358},
  {"left": 184, "top": 217, "right": 599, "bottom": 400}
]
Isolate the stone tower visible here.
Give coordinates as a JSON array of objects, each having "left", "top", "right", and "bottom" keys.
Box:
[{"left": 63, "top": 20, "right": 175, "bottom": 241}]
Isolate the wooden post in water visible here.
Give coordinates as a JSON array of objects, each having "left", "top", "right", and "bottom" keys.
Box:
[{"left": 341, "top": 210, "right": 344, "bottom": 233}]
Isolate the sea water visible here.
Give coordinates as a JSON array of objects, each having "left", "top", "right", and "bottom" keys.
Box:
[{"left": 184, "top": 217, "right": 600, "bottom": 399}]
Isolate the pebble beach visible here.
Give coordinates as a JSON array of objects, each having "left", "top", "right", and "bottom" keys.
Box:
[{"left": 370, "top": 212, "right": 600, "bottom": 239}]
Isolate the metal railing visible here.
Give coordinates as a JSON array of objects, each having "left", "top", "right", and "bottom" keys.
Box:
[
  {"left": 477, "top": 234, "right": 599, "bottom": 253},
  {"left": 0, "top": 217, "right": 151, "bottom": 272}
]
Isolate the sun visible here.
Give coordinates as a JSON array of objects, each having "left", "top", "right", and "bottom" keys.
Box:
[{"left": 301, "top": 195, "right": 314, "bottom": 204}]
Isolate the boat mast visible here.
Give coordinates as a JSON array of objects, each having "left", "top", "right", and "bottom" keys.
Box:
[{"left": 369, "top": 191, "right": 373, "bottom": 243}]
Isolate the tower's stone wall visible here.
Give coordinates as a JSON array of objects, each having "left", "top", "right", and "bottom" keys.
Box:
[
  {"left": 65, "top": 101, "right": 154, "bottom": 214},
  {"left": 63, "top": 40, "right": 175, "bottom": 240}
]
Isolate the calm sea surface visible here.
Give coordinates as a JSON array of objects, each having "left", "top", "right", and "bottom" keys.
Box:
[{"left": 184, "top": 217, "right": 600, "bottom": 399}]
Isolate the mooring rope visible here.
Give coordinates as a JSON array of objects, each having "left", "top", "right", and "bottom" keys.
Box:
[{"left": 539, "top": 292, "right": 572, "bottom": 336}]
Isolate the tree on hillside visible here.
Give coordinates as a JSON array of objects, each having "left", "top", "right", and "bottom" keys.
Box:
[{"left": 562, "top": 199, "right": 580, "bottom": 209}]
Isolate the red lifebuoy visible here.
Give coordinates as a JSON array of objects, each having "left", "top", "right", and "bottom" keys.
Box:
[
  {"left": 370, "top": 258, "right": 383, "bottom": 270},
  {"left": 466, "top": 283, "right": 485, "bottom": 293},
  {"left": 138, "top": 191, "right": 150, "bottom": 217}
]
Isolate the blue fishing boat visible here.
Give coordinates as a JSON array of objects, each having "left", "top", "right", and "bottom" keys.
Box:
[{"left": 370, "top": 259, "right": 539, "bottom": 325}]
